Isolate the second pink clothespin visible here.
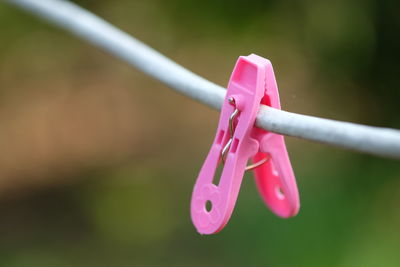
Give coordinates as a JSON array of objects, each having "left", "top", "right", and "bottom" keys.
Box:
[{"left": 191, "top": 54, "right": 300, "bottom": 235}]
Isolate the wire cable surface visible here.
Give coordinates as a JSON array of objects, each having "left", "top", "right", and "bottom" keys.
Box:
[{"left": 6, "top": 0, "right": 400, "bottom": 159}]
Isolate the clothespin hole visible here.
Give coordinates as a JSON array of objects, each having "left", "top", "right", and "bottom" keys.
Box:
[
  {"left": 212, "top": 163, "right": 224, "bottom": 186},
  {"left": 230, "top": 138, "right": 239, "bottom": 153},
  {"left": 206, "top": 200, "right": 213, "bottom": 212},
  {"left": 275, "top": 186, "right": 285, "bottom": 200}
]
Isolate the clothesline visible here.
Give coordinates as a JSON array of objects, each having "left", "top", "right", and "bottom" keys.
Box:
[{"left": 6, "top": 0, "right": 400, "bottom": 160}]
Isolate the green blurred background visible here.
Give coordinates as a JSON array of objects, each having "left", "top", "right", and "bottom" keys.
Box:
[{"left": 0, "top": 0, "right": 400, "bottom": 266}]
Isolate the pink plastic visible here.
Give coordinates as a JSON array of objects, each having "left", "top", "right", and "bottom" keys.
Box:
[{"left": 191, "top": 54, "right": 300, "bottom": 235}]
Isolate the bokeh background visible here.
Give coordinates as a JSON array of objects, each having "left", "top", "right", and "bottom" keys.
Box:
[{"left": 1, "top": 0, "right": 400, "bottom": 266}]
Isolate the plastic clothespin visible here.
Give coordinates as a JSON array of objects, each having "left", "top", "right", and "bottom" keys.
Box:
[{"left": 191, "top": 54, "right": 300, "bottom": 235}]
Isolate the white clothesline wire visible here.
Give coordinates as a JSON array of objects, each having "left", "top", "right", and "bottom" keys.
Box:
[{"left": 6, "top": 0, "right": 400, "bottom": 160}]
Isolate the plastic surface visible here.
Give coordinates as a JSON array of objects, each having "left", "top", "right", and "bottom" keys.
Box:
[{"left": 191, "top": 54, "right": 299, "bottom": 235}]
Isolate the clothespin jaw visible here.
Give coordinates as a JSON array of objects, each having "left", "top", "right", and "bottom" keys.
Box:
[{"left": 191, "top": 54, "right": 299, "bottom": 235}]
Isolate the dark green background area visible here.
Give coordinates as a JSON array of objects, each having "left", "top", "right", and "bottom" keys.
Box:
[{"left": 0, "top": 0, "right": 399, "bottom": 266}]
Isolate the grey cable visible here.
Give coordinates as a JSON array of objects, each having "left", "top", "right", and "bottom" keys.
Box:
[{"left": 6, "top": 0, "right": 400, "bottom": 159}]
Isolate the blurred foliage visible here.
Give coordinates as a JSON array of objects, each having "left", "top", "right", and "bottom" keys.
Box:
[{"left": 0, "top": 0, "right": 399, "bottom": 266}]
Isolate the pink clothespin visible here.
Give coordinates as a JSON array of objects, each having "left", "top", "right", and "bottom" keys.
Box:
[{"left": 191, "top": 54, "right": 300, "bottom": 235}]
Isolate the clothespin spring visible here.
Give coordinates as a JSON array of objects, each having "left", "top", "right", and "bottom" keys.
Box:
[{"left": 221, "top": 97, "right": 269, "bottom": 171}]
